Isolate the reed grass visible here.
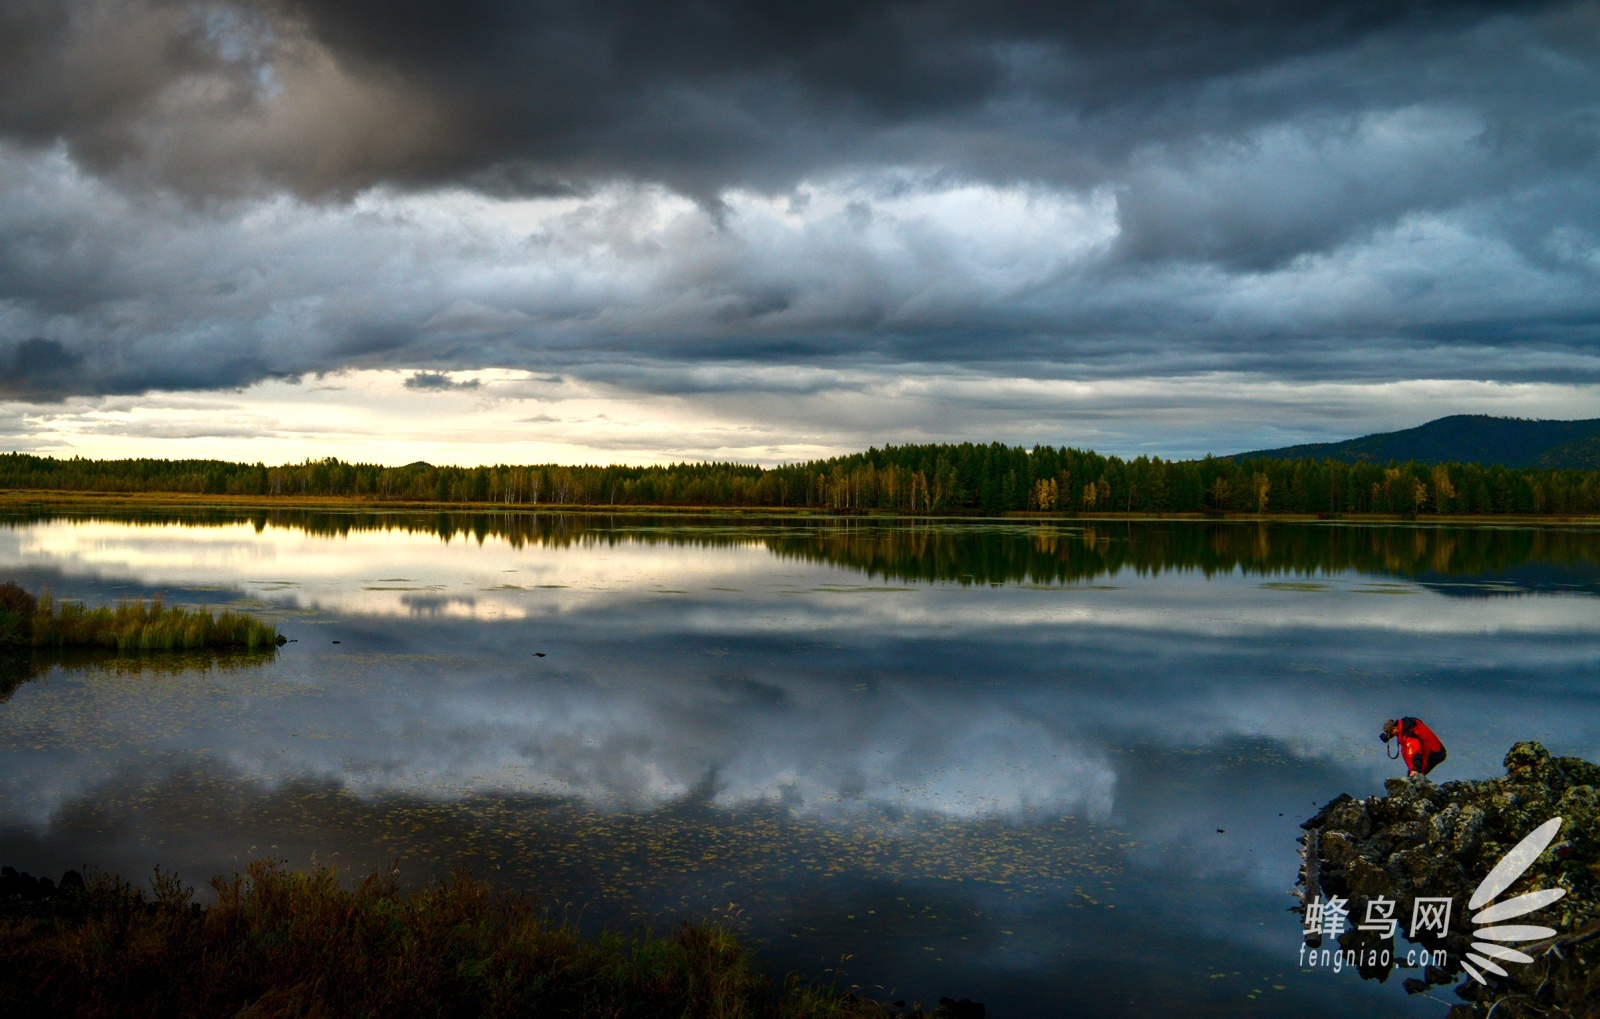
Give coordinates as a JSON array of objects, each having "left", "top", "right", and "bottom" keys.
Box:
[
  {"left": 0, "top": 581, "right": 279, "bottom": 651},
  {"left": 0, "top": 859, "right": 886, "bottom": 1019}
]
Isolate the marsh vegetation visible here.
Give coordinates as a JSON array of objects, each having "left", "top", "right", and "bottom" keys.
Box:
[
  {"left": 0, "top": 582, "right": 279, "bottom": 652},
  {"left": 0, "top": 858, "right": 891, "bottom": 1019}
]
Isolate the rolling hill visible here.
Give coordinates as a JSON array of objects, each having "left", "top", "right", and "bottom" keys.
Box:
[{"left": 1234, "top": 415, "right": 1600, "bottom": 469}]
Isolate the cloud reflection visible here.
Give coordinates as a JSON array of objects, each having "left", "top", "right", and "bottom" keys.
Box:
[
  {"left": 2, "top": 513, "right": 1596, "bottom": 1017},
  {"left": 1, "top": 513, "right": 1597, "bottom": 831}
]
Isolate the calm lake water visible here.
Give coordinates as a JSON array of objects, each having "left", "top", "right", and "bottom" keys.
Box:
[{"left": 3, "top": 507, "right": 1599, "bottom": 1016}]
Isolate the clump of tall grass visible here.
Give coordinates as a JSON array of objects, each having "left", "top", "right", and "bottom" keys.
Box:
[
  {"left": 4, "top": 583, "right": 279, "bottom": 651},
  {"left": 0, "top": 859, "right": 888, "bottom": 1019}
]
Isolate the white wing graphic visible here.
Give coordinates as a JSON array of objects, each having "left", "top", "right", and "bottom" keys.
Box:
[
  {"left": 1460, "top": 816, "right": 1565, "bottom": 986},
  {"left": 1469, "top": 817, "right": 1563, "bottom": 909},
  {"left": 1470, "top": 942, "right": 1533, "bottom": 965},
  {"left": 1473, "top": 924, "right": 1558, "bottom": 942},
  {"left": 1472, "top": 888, "right": 1566, "bottom": 924}
]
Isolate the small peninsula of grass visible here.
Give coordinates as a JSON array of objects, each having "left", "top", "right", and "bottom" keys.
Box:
[
  {"left": 0, "top": 582, "right": 280, "bottom": 652},
  {"left": 0, "top": 858, "right": 890, "bottom": 1019}
]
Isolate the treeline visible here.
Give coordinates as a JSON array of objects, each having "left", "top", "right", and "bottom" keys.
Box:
[{"left": 4, "top": 444, "right": 1600, "bottom": 516}]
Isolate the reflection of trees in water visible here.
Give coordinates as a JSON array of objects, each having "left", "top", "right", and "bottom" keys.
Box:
[
  {"left": 0, "top": 653, "right": 32, "bottom": 702},
  {"left": 4, "top": 507, "right": 1600, "bottom": 588},
  {"left": 768, "top": 522, "right": 1600, "bottom": 588},
  {"left": 0, "top": 649, "right": 275, "bottom": 703}
]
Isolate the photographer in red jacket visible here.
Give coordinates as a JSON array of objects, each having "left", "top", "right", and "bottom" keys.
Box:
[{"left": 1381, "top": 717, "right": 1447, "bottom": 776}]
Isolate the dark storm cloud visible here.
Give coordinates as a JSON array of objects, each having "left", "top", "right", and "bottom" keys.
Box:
[
  {"left": 403, "top": 371, "right": 480, "bottom": 391},
  {"left": 0, "top": 0, "right": 454, "bottom": 196},
  {"left": 0, "top": 0, "right": 1566, "bottom": 200},
  {"left": 294, "top": 0, "right": 1549, "bottom": 189},
  {"left": 0, "top": 0, "right": 1596, "bottom": 407},
  {"left": 1, "top": 338, "right": 82, "bottom": 399}
]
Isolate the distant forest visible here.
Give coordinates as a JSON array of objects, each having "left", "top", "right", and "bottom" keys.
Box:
[{"left": 3, "top": 445, "right": 1600, "bottom": 516}]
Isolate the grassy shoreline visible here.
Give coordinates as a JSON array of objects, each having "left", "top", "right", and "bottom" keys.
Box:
[
  {"left": 0, "top": 583, "right": 280, "bottom": 652},
  {"left": 0, "top": 858, "right": 896, "bottom": 1019},
  {"left": 4, "top": 489, "right": 1600, "bottom": 525}
]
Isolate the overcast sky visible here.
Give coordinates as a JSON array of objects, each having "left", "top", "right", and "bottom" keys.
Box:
[{"left": 2, "top": 0, "right": 1598, "bottom": 464}]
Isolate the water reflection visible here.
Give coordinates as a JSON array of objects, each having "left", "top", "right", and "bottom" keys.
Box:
[
  {"left": 1, "top": 508, "right": 1598, "bottom": 1016},
  {"left": 0, "top": 648, "right": 277, "bottom": 702},
  {"left": 5, "top": 504, "right": 1600, "bottom": 591}
]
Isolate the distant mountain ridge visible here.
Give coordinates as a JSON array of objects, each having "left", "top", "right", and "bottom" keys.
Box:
[{"left": 1234, "top": 415, "right": 1600, "bottom": 469}]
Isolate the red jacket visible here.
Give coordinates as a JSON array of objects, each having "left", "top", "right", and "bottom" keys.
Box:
[{"left": 1396, "top": 717, "right": 1446, "bottom": 775}]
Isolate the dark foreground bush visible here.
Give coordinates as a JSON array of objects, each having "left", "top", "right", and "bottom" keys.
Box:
[
  {"left": 0, "top": 859, "right": 890, "bottom": 1019},
  {"left": 0, "top": 582, "right": 36, "bottom": 648}
]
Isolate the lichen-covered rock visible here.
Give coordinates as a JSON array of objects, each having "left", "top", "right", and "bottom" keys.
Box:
[
  {"left": 1324, "top": 798, "right": 1373, "bottom": 838},
  {"left": 1451, "top": 805, "right": 1485, "bottom": 856},
  {"left": 1298, "top": 742, "right": 1600, "bottom": 1018}
]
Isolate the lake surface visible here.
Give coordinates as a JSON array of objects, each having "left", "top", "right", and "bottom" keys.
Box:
[{"left": 3, "top": 507, "right": 1599, "bottom": 1016}]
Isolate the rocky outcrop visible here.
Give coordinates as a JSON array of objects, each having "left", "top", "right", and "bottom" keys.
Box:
[{"left": 1298, "top": 742, "right": 1600, "bottom": 1017}]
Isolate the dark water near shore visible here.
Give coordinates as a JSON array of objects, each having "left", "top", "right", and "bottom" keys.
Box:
[{"left": 3, "top": 508, "right": 1599, "bottom": 1016}]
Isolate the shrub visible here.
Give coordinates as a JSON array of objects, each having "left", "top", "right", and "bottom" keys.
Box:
[{"left": 0, "top": 582, "right": 36, "bottom": 649}]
